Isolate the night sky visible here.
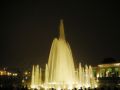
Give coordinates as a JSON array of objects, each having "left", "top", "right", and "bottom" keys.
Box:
[{"left": 1, "top": 1, "right": 120, "bottom": 69}]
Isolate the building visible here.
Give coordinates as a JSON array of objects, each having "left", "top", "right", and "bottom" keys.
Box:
[{"left": 95, "top": 58, "right": 120, "bottom": 88}]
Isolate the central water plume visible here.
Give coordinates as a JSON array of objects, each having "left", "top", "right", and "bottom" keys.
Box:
[{"left": 47, "top": 20, "right": 76, "bottom": 85}]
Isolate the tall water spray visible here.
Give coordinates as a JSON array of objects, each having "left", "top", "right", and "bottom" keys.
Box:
[
  {"left": 31, "top": 20, "right": 97, "bottom": 89},
  {"left": 46, "top": 20, "right": 76, "bottom": 88}
]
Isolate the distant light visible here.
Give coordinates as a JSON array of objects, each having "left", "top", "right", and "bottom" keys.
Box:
[
  {"left": 13, "top": 73, "right": 18, "bottom": 76},
  {"left": 25, "top": 76, "right": 28, "bottom": 79},
  {"left": 0, "top": 71, "right": 3, "bottom": 75},
  {"left": 97, "top": 74, "right": 99, "bottom": 78},
  {"left": 24, "top": 71, "right": 28, "bottom": 75},
  {"left": 22, "top": 79, "right": 25, "bottom": 83},
  {"left": 7, "top": 72, "right": 12, "bottom": 76}
]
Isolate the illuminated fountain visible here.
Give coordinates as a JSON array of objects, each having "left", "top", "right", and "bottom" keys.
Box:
[
  {"left": 31, "top": 65, "right": 42, "bottom": 89},
  {"left": 31, "top": 20, "right": 97, "bottom": 89}
]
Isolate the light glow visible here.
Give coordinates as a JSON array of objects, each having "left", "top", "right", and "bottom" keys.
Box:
[{"left": 98, "top": 63, "right": 120, "bottom": 67}]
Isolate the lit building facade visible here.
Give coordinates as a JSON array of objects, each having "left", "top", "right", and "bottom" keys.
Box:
[
  {"left": 94, "top": 58, "right": 120, "bottom": 88},
  {"left": 97, "top": 63, "right": 120, "bottom": 78}
]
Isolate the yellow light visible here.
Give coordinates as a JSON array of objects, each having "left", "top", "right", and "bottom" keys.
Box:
[
  {"left": 13, "top": 73, "right": 18, "bottom": 76},
  {"left": 98, "top": 63, "right": 120, "bottom": 67},
  {"left": 24, "top": 71, "right": 28, "bottom": 75},
  {"left": 97, "top": 73, "right": 99, "bottom": 78},
  {"left": 22, "top": 79, "right": 25, "bottom": 83},
  {"left": 0, "top": 71, "right": 3, "bottom": 75},
  {"left": 7, "top": 72, "right": 12, "bottom": 76},
  {"left": 31, "top": 85, "right": 36, "bottom": 89},
  {"left": 93, "top": 83, "right": 98, "bottom": 88}
]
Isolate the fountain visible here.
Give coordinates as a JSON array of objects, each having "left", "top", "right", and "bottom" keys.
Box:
[
  {"left": 31, "top": 20, "right": 97, "bottom": 89},
  {"left": 31, "top": 65, "right": 42, "bottom": 89}
]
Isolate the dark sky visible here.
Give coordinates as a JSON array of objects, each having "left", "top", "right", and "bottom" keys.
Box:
[{"left": 1, "top": 1, "right": 120, "bottom": 69}]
